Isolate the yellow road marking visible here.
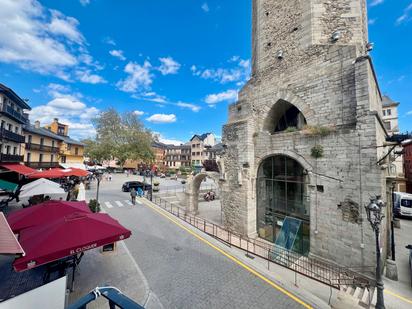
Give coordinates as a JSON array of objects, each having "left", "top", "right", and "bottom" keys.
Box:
[
  {"left": 142, "top": 200, "right": 313, "bottom": 309},
  {"left": 385, "top": 289, "right": 412, "bottom": 305}
]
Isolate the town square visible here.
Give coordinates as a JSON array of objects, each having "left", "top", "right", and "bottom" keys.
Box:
[{"left": 0, "top": 0, "right": 412, "bottom": 308}]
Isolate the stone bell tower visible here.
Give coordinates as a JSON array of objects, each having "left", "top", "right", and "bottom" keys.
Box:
[{"left": 221, "top": 0, "right": 389, "bottom": 269}]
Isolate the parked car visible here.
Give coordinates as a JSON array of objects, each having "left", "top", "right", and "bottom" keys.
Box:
[
  {"left": 393, "top": 192, "right": 412, "bottom": 218},
  {"left": 159, "top": 173, "right": 166, "bottom": 178},
  {"left": 122, "top": 181, "right": 152, "bottom": 192},
  {"left": 406, "top": 244, "right": 412, "bottom": 287}
]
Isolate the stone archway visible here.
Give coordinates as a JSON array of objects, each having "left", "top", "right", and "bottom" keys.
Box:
[{"left": 184, "top": 171, "right": 221, "bottom": 215}]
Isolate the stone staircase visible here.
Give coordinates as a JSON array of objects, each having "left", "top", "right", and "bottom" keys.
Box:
[{"left": 334, "top": 285, "right": 375, "bottom": 308}]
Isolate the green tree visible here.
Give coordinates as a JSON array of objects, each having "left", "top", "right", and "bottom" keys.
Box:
[{"left": 87, "top": 108, "right": 154, "bottom": 167}]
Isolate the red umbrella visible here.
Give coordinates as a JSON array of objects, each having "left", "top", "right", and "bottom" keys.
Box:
[
  {"left": 13, "top": 212, "right": 131, "bottom": 272},
  {"left": 7, "top": 201, "right": 91, "bottom": 233}
]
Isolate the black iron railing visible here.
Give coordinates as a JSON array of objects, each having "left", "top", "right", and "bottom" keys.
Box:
[
  {"left": 0, "top": 105, "right": 27, "bottom": 124},
  {"left": 0, "top": 153, "right": 24, "bottom": 162},
  {"left": 0, "top": 128, "right": 25, "bottom": 143},
  {"left": 150, "top": 195, "right": 375, "bottom": 290},
  {"left": 25, "top": 143, "right": 60, "bottom": 153},
  {"left": 26, "top": 161, "right": 60, "bottom": 169}
]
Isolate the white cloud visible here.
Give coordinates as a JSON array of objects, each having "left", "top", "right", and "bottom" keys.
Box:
[
  {"left": 0, "top": 0, "right": 100, "bottom": 82},
  {"left": 79, "top": 0, "right": 90, "bottom": 6},
  {"left": 201, "top": 3, "right": 210, "bottom": 12},
  {"left": 134, "top": 110, "right": 144, "bottom": 116},
  {"left": 176, "top": 102, "right": 201, "bottom": 112},
  {"left": 48, "top": 10, "right": 84, "bottom": 44},
  {"left": 146, "top": 114, "right": 177, "bottom": 124},
  {"left": 109, "top": 49, "right": 126, "bottom": 61},
  {"left": 102, "top": 36, "right": 116, "bottom": 46},
  {"left": 407, "top": 110, "right": 412, "bottom": 116},
  {"left": 369, "top": 0, "right": 384, "bottom": 7},
  {"left": 75, "top": 69, "right": 107, "bottom": 84},
  {"left": 158, "top": 57, "right": 181, "bottom": 75},
  {"left": 117, "top": 61, "right": 153, "bottom": 93},
  {"left": 29, "top": 89, "right": 99, "bottom": 139},
  {"left": 192, "top": 57, "right": 251, "bottom": 84},
  {"left": 368, "top": 18, "right": 377, "bottom": 25},
  {"left": 397, "top": 3, "right": 412, "bottom": 25},
  {"left": 154, "top": 133, "right": 184, "bottom": 146},
  {"left": 205, "top": 89, "right": 238, "bottom": 105}
]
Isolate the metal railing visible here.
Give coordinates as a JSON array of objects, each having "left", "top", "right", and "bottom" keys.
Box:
[
  {"left": 0, "top": 128, "right": 25, "bottom": 143},
  {"left": 151, "top": 195, "right": 375, "bottom": 290},
  {"left": 26, "top": 161, "right": 60, "bottom": 169},
  {"left": 25, "top": 143, "right": 60, "bottom": 153},
  {"left": 0, "top": 105, "right": 27, "bottom": 123},
  {"left": 0, "top": 153, "right": 24, "bottom": 162}
]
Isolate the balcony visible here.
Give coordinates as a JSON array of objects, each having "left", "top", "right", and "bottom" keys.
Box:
[
  {"left": 26, "top": 161, "right": 60, "bottom": 169},
  {"left": 0, "top": 154, "right": 24, "bottom": 163},
  {"left": 0, "top": 104, "right": 27, "bottom": 124},
  {"left": 26, "top": 143, "right": 60, "bottom": 153},
  {"left": 0, "top": 128, "right": 25, "bottom": 143}
]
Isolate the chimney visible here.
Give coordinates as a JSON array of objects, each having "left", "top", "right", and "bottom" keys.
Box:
[{"left": 34, "top": 120, "right": 40, "bottom": 129}]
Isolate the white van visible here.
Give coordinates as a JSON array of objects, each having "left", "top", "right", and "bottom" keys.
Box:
[{"left": 394, "top": 192, "right": 412, "bottom": 218}]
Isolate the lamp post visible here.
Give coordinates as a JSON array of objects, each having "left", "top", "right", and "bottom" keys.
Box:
[
  {"left": 365, "top": 196, "right": 386, "bottom": 309},
  {"left": 95, "top": 172, "right": 102, "bottom": 203},
  {"left": 150, "top": 170, "right": 153, "bottom": 202}
]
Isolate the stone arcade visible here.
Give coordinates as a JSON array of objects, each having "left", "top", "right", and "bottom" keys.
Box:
[{"left": 220, "top": 0, "right": 391, "bottom": 268}]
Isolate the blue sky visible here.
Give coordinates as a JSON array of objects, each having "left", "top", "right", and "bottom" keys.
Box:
[{"left": 0, "top": 0, "right": 411, "bottom": 143}]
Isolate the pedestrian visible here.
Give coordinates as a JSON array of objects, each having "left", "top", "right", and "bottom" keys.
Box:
[
  {"left": 108, "top": 173, "right": 112, "bottom": 182},
  {"left": 130, "top": 187, "right": 137, "bottom": 205},
  {"left": 137, "top": 187, "right": 144, "bottom": 198}
]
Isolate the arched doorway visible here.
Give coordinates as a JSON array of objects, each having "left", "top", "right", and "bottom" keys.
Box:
[
  {"left": 185, "top": 172, "right": 222, "bottom": 223},
  {"left": 256, "top": 155, "right": 310, "bottom": 255}
]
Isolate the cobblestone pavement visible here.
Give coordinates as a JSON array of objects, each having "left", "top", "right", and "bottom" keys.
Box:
[{"left": 92, "top": 175, "right": 308, "bottom": 309}]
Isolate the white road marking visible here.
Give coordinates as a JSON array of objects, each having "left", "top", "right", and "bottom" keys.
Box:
[
  {"left": 136, "top": 200, "right": 143, "bottom": 205},
  {"left": 115, "top": 201, "right": 124, "bottom": 207},
  {"left": 124, "top": 200, "right": 133, "bottom": 205},
  {"left": 105, "top": 202, "right": 113, "bottom": 209}
]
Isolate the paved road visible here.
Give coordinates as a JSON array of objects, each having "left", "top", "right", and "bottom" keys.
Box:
[{"left": 91, "top": 175, "right": 306, "bottom": 309}]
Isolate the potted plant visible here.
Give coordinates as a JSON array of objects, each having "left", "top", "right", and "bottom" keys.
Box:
[
  {"left": 88, "top": 199, "right": 101, "bottom": 213},
  {"left": 153, "top": 181, "right": 160, "bottom": 192}
]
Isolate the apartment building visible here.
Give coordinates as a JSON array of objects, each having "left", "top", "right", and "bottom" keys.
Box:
[
  {"left": 190, "top": 133, "right": 216, "bottom": 167},
  {"left": 0, "top": 83, "right": 31, "bottom": 163},
  {"left": 23, "top": 121, "right": 62, "bottom": 169},
  {"left": 165, "top": 144, "right": 191, "bottom": 170},
  {"left": 382, "top": 95, "right": 400, "bottom": 135},
  {"left": 45, "top": 118, "right": 85, "bottom": 165}
]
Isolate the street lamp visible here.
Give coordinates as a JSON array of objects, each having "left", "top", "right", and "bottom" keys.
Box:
[
  {"left": 365, "top": 196, "right": 386, "bottom": 309},
  {"left": 95, "top": 172, "right": 103, "bottom": 204}
]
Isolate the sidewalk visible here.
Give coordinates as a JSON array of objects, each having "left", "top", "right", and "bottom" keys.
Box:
[
  {"left": 68, "top": 240, "right": 163, "bottom": 309},
  {"left": 142, "top": 198, "right": 412, "bottom": 309}
]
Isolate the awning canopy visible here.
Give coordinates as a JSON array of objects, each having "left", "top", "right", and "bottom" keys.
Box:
[
  {"left": 0, "top": 213, "right": 24, "bottom": 256},
  {"left": 0, "top": 179, "right": 18, "bottom": 193},
  {"left": 13, "top": 212, "right": 131, "bottom": 272},
  {"left": 28, "top": 168, "right": 89, "bottom": 179},
  {"left": 60, "top": 163, "right": 87, "bottom": 171},
  {"left": 7, "top": 200, "right": 91, "bottom": 233},
  {"left": 0, "top": 164, "right": 36, "bottom": 176}
]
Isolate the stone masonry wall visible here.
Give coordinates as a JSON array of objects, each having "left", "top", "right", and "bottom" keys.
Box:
[{"left": 222, "top": 0, "right": 387, "bottom": 268}]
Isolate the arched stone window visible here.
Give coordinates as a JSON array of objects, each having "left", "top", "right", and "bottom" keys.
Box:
[
  {"left": 264, "top": 100, "right": 307, "bottom": 133},
  {"left": 256, "top": 155, "right": 310, "bottom": 255}
]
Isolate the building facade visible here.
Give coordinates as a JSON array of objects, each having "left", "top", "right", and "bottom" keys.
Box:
[
  {"left": 165, "top": 144, "right": 191, "bottom": 170},
  {"left": 152, "top": 141, "right": 167, "bottom": 171},
  {"left": 221, "top": 0, "right": 390, "bottom": 269},
  {"left": 0, "top": 84, "right": 30, "bottom": 163},
  {"left": 404, "top": 141, "right": 412, "bottom": 193},
  {"left": 23, "top": 121, "right": 62, "bottom": 169},
  {"left": 382, "top": 96, "right": 400, "bottom": 135},
  {"left": 190, "top": 133, "right": 216, "bottom": 167},
  {"left": 45, "top": 118, "right": 84, "bottom": 164}
]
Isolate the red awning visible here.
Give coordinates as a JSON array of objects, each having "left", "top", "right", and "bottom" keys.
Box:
[
  {"left": 27, "top": 168, "right": 65, "bottom": 179},
  {"left": 0, "top": 213, "right": 24, "bottom": 256},
  {"left": 7, "top": 200, "right": 91, "bottom": 233},
  {"left": 28, "top": 168, "right": 89, "bottom": 179},
  {"left": 13, "top": 212, "right": 131, "bottom": 272},
  {"left": 0, "top": 164, "right": 36, "bottom": 176}
]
